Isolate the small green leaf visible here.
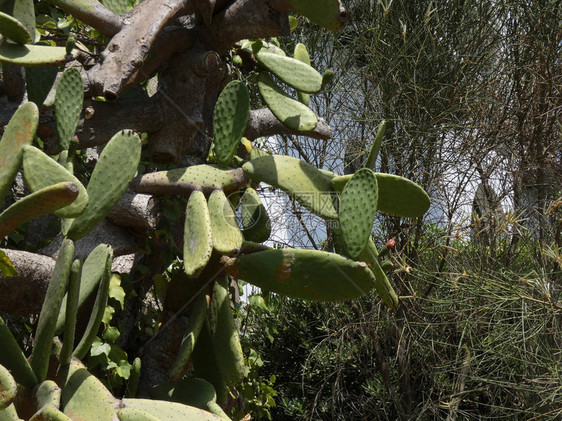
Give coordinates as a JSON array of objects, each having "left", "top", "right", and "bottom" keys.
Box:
[
  {"left": 249, "top": 295, "right": 269, "bottom": 312},
  {"left": 0, "top": 250, "right": 18, "bottom": 277},
  {"left": 102, "top": 305, "right": 115, "bottom": 325},
  {"left": 102, "top": 326, "right": 120, "bottom": 343},
  {"left": 116, "top": 360, "right": 132, "bottom": 379},
  {"left": 90, "top": 337, "right": 111, "bottom": 357},
  {"left": 108, "top": 274, "right": 125, "bottom": 310}
]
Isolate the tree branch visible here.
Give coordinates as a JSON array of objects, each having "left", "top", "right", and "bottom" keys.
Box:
[
  {"left": 47, "top": 0, "right": 122, "bottom": 36},
  {"left": 245, "top": 108, "right": 332, "bottom": 141}
]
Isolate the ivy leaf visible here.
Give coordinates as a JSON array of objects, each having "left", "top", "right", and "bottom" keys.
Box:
[
  {"left": 90, "top": 337, "right": 111, "bottom": 357},
  {"left": 109, "top": 274, "right": 125, "bottom": 310},
  {"left": 249, "top": 295, "right": 269, "bottom": 312},
  {"left": 102, "top": 326, "right": 120, "bottom": 343},
  {"left": 116, "top": 360, "right": 132, "bottom": 379},
  {"left": 103, "top": 305, "right": 115, "bottom": 325},
  {"left": 0, "top": 250, "right": 18, "bottom": 277}
]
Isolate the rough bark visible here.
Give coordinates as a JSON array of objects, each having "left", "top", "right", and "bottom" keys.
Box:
[{"left": 106, "top": 191, "right": 161, "bottom": 231}]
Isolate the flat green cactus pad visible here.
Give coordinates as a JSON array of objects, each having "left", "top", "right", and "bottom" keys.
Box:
[
  {"left": 332, "top": 173, "right": 430, "bottom": 218},
  {"left": 120, "top": 399, "right": 224, "bottom": 421},
  {"left": 242, "top": 154, "right": 338, "bottom": 219},
  {"left": 0, "top": 44, "right": 71, "bottom": 66},
  {"left": 26, "top": 67, "right": 59, "bottom": 107},
  {"left": 359, "top": 239, "right": 399, "bottom": 309},
  {"left": 0, "top": 316, "right": 38, "bottom": 389},
  {"left": 101, "top": 0, "right": 132, "bottom": 14},
  {"left": 213, "top": 80, "right": 250, "bottom": 167},
  {"left": 132, "top": 165, "right": 248, "bottom": 196},
  {"left": 0, "top": 11, "right": 32, "bottom": 44},
  {"left": 223, "top": 248, "right": 376, "bottom": 301},
  {"left": 22, "top": 146, "right": 89, "bottom": 218},
  {"left": 0, "top": 364, "right": 17, "bottom": 410},
  {"left": 287, "top": 0, "right": 346, "bottom": 31},
  {"left": 183, "top": 191, "right": 213, "bottom": 278},
  {"left": 151, "top": 378, "right": 216, "bottom": 410},
  {"left": 55, "top": 67, "right": 84, "bottom": 151},
  {"left": 208, "top": 190, "right": 243, "bottom": 255},
  {"left": 256, "top": 51, "right": 322, "bottom": 93},
  {"left": 241, "top": 187, "right": 271, "bottom": 243},
  {"left": 339, "top": 168, "right": 378, "bottom": 259},
  {"left": 0, "top": 182, "right": 79, "bottom": 239},
  {"left": 293, "top": 43, "right": 312, "bottom": 105},
  {"left": 257, "top": 72, "right": 318, "bottom": 132},
  {"left": 117, "top": 407, "right": 161, "bottom": 421},
  {"left": 65, "top": 130, "right": 141, "bottom": 240},
  {"left": 0, "top": 102, "right": 38, "bottom": 204}
]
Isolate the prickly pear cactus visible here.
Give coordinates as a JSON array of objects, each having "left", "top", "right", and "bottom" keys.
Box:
[
  {"left": 240, "top": 187, "right": 271, "bottom": 242},
  {"left": 55, "top": 68, "right": 84, "bottom": 151},
  {"left": 257, "top": 72, "right": 318, "bottom": 132},
  {"left": 256, "top": 52, "right": 322, "bottom": 93},
  {"left": 338, "top": 168, "right": 379, "bottom": 260},
  {"left": 0, "top": 44, "right": 71, "bottom": 66},
  {"left": 208, "top": 189, "right": 243, "bottom": 255},
  {"left": 213, "top": 80, "right": 250, "bottom": 167},
  {"left": 0, "top": 364, "right": 17, "bottom": 410},
  {"left": 293, "top": 43, "right": 312, "bottom": 105},
  {"left": 287, "top": 0, "right": 347, "bottom": 31},
  {"left": 183, "top": 190, "right": 213, "bottom": 278},
  {"left": 0, "top": 11, "right": 32, "bottom": 44}
]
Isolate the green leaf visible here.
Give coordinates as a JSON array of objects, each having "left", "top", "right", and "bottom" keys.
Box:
[
  {"left": 90, "top": 337, "right": 111, "bottom": 357},
  {"left": 102, "top": 326, "right": 120, "bottom": 343},
  {"left": 102, "top": 305, "right": 115, "bottom": 325},
  {"left": 0, "top": 250, "right": 18, "bottom": 277},
  {"left": 116, "top": 360, "right": 132, "bottom": 379},
  {"left": 108, "top": 274, "right": 125, "bottom": 310},
  {"left": 249, "top": 295, "right": 269, "bottom": 312}
]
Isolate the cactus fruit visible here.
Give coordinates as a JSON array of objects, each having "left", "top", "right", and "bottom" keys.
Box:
[
  {"left": 364, "top": 120, "right": 386, "bottom": 170},
  {"left": 22, "top": 146, "right": 89, "bottom": 218},
  {"left": 73, "top": 254, "right": 113, "bottom": 360},
  {"left": 208, "top": 279, "right": 245, "bottom": 386},
  {"left": 169, "top": 292, "right": 208, "bottom": 381},
  {"left": 0, "top": 364, "right": 17, "bottom": 410},
  {"left": 240, "top": 187, "right": 271, "bottom": 243},
  {"left": 332, "top": 173, "right": 430, "bottom": 218},
  {"left": 0, "top": 12, "right": 32, "bottom": 44},
  {"left": 132, "top": 165, "right": 248, "bottom": 196},
  {"left": 287, "top": 0, "right": 346, "bottom": 31},
  {"left": 55, "top": 68, "right": 84, "bottom": 151},
  {"left": 183, "top": 191, "right": 213, "bottom": 278},
  {"left": 358, "top": 240, "right": 398, "bottom": 309},
  {"left": 55, "top": 244, "right": 113, "bottom": 334},
  {"left": 65, "top": 130, "right": 142, "bottom": 240},
  {"left": 256, "top": 52, "right": 322, "bottom": 94},
  {"left": 242, "top": 154, "right": 338, "bottom": 219},
  {"left": 213, "top": 80, "right": 250, "bottom": 167},
  {"left": 0, "top": 102, "right": 38, "bottom": 204},
  {"left": 120, "top": 399, "right": 223, "bottom": 421},
  {"left": 30, "top": 239, "right": 75, "bottom": 382},
  {"left": 59, "top": 259, "right": 82, "bottom": 366},
  {"left": 0, "top": 44, "right": 72, "bottom": 66},
  {"left": 208, "top": 190, "right": 243, "bottom": 255},
  {"left": 257, "top": 72, "right": 318, "bottom": 132},
  {"left": 338, "top": 168, "right": 379, "bottom": 259},
  {"left": 0, "top": 317, "right": 37, "bottom": 389},
  {"left": 26, "top": 67, "right": 59, "bottom": 107},
  {"left": 0, "top": 182, "right": 79, "bottom": 239},
  {"left": 293, "top": 43, "right": 312, "bottom": 105},
  {"left": 222, "top": 248, "right": 376, "bottom": 301}
]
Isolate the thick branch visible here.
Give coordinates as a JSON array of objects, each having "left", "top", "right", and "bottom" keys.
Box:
[
  {"left": 106, "top": 191, "right": 161, "bottom": 231},
  {"left": 245, "top": 108, "right": 332, "bottom": 141},
  {"left": 87, "top": 0, "right": 195, "bottom": 98},
  {"left": 48, "top": 0, "right": 122, "bottom": 36},
  {"left": 0, "top": 250, "right": 54, "bottom": 314}
]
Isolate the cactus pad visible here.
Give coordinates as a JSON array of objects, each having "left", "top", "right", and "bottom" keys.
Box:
[
  {"left": 338, "top": 168, "right": 378, "bottom": 259},
  {"left": 256, "top": 52, "right": 322, "bottom": 93},
  {"left": 65, "top": 130, "right": 141, "bottom": 240},
  {"left": 287, "top": 0, "right": 346, "bottom": 31},
  {"left": 0, "top": 102, "right": 38, "bottom": 204},
  {"left": 222, "top": 248, "right": 376, "bottom": 301},
  {"left": 183, "top": 191, "right": 213, "bottom": 278},
  {"left": 293, "top": 43, "right": 312, "bottom": 105},
  {"left": 359, "top": 239, "right": 398, "bottom": 309},
  {"left": 0, "top": 364, "right": 17, "bottom": 410},
  {"left": 0, "top": 316, "right": 37, "bottom": 389},
  {"left": 0, "top": 11, "right": 32, "bottom": 44},
  {"left": 0, "top": 44, "right": 71, "bottom": 66},
  {"left": 257, "top": 72, "right": 318, "bottom": 132},
  {"left": 101, "top": 0, "right": 132, "bottom": 14},
  {"left": 132, "top": 165, "right": 248, "bottom": 196},
  {"left": 242, "top": 154, "right": 338, "bottom": 219},
  {"left": 26, "top": 67, "right": 59, "bottom": 107},
  {"left": 55, "top": 68, "right": 84, "bottom": 151},
  {"left": 208, "top": 279, "right": 245, "bottom": 385},
  {"left": 240, "top": 187, "right": 271, "bottom": 242},
  {"left": 120, "top": 399, "right": 223, "bottom": 420},
  {"left": 213, "top": 80, "right": 250, "bottom": 167},
  {"left": 23, "top": 146, "right": 88, "bottom": 218},
  {"left": 0, "top": 182, "right": 79, "bottom": 239},
  {"left": 208, "top": 190, "right": 243, "bottom": 255},
  {"left": 332, "top": 173, "right": 430, "bottom": 218}
]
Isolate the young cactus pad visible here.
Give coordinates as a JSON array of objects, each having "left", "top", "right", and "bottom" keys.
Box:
[
  {"left": 257, "top": 72, "right": 318, "bottom": 132},
  {"left": 332, "top": 172, "right": 430, "bottom": 218},
  {"left": 222, "top": 248, "right": 376, "bottom": 301},
  {"left": 338, "top": 168, "right": 379, "bottom": 260},
  {"left": 0, "top": 316, "right": 38, "bottom": 389},
  {"left": 0, "top": 182, "right": 79, "bottom": 239},
  {"left": 256, "top": 51, "right": 322, "bottom": 93},
  {"left": 242, "top": 154, "right": 338, "bottom": 219},
  {"left": 132, "top": 165, "right": 248, "bottom": 196},
  {"left": 0, "top": 364, "right": 17, "bottom": 410},
  {"left": 0, "top": 102, "right": 38, "bottom": 204},
  {"left": 22, "top": 146, "right": 89, "bottom": 218},
  {"left": 287, "top": 0, "right": 346, "bottom": 31},
  {"left": 183, "top": 191, "right": 213, "bottom": 278},
  {"left": 359, "top": 239, "right": 399, "bottom": 309},
  {"left": 0, "top": 11, "right": 32, "bottom": 44},
  {"left": 55, "top": 67, "right": 84, "bottom": 151},
  {"left": 65, "top": 130, "right": 142, "bottom": 240},
  {"left": 293, "top": 43, "right": 312, "bottom": 105},
  {"left": 0, "top": 44, "right": 72, "bottom": 66},
  {"left": 213, "top": 80, "right": 250, "bottom": 167},
  {"left": 240, "top": 187, "right": 271, "bottom": 243},
  {"left": 208, "top": 190, "right": 243, "bottom": 254}
]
